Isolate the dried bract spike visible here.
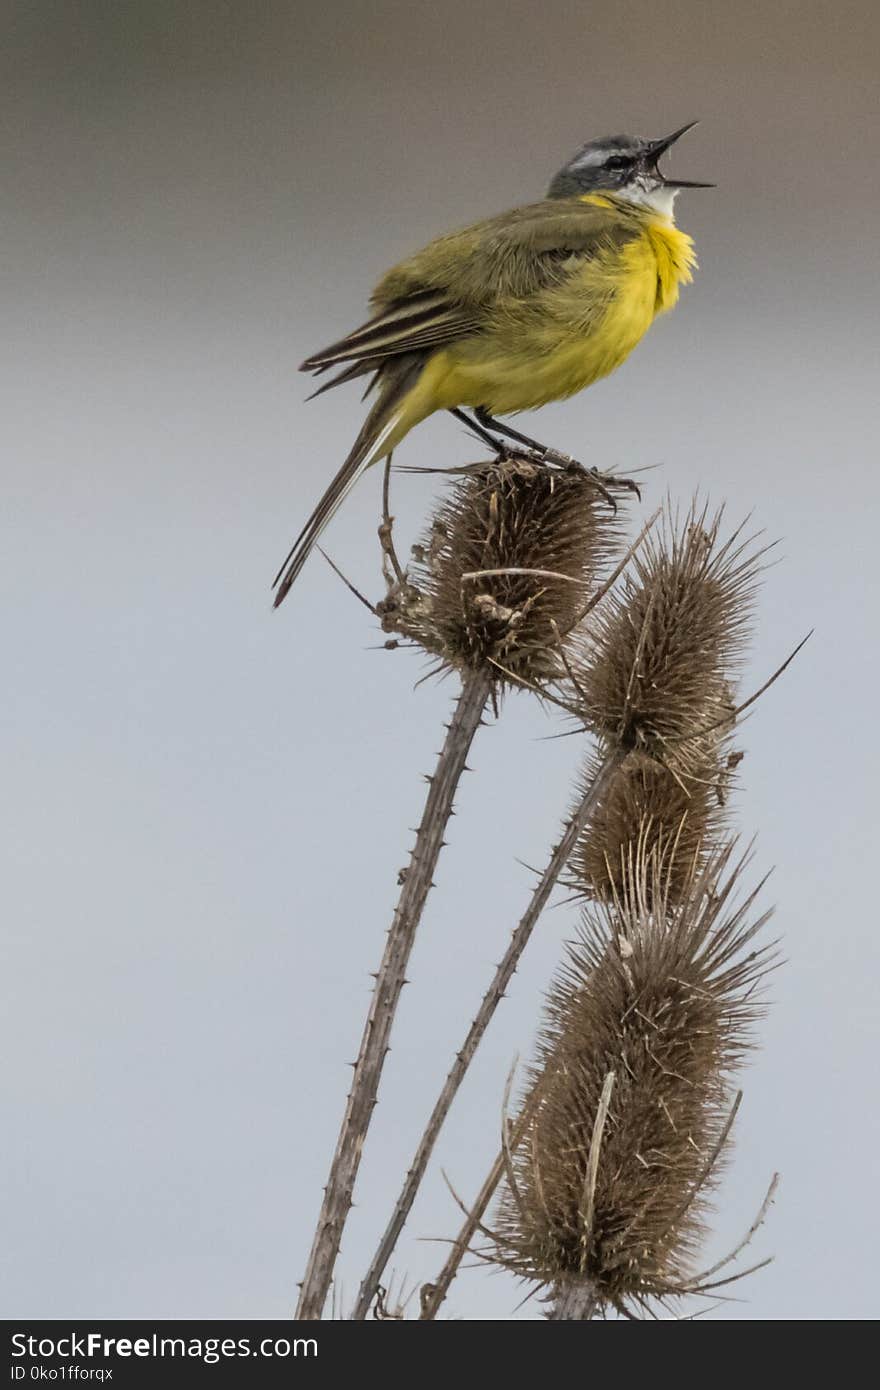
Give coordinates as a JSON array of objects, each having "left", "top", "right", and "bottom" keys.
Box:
[
  {"left": 573, "top": 738, "right": 740, "bottom": 906},
  {"left": 380, "top": 458, "right": 621, "bottom": 685},
  {"left": 490, "top": 842, "right": 775, "bottom": 1314},
  {"left": 574, "top": 504, "right": 762, "bottom": 766}
]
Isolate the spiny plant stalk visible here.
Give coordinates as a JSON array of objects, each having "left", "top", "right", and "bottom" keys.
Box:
[
  {"left": 547, "top": 1280, "right": 601, "bottom": 1320},
  {"left": 420, "top": 1136, "right": 514, "bottom": 1320},
  {"left": 297, "top": 457, "right": 620, "bottom": 1318},
  {"left": 352, "top": 746, "right": 626, "bottom": 1320},
  {"left": 417, "top": 1074, "right": 590, "bottom": 1320},
  {"left": 296, "top": 671, "right": 490, "bottom": 1318},
  {"left": 488, "top": 843, "right": 776, "bottom": 1318}
]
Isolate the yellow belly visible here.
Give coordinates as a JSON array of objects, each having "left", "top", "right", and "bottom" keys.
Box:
[
  {"left": 447, "top": 235, "right": 665, "bottom": 413},
  {"left": 380, "top": 213, "right": 694, "bottom": 453}
]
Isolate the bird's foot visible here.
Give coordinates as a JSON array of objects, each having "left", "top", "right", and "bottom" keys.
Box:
[
  {"left": 517, "top": 445, "right": 641, "bottom": 510},
  {"left": 449, "top": 410, "right": 641, "bottom": 508},
  {"left": 587, "top": 465, "right": 642, "bottom": 506},
  {"left": 467, "top": 410, "right": 640, "bottom": 507}
]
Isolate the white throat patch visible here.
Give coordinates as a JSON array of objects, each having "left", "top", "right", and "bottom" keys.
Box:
[{"left": 619, "top": 181, "right": 679, "bottom": 219}]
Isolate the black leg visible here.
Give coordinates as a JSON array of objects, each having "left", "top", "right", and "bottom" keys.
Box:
[
  {"left": 448, "top": 407, "right": 507, "bottom": 454},
  {"left": 474, "top": 408, "right": 551, "bottom": 456}
]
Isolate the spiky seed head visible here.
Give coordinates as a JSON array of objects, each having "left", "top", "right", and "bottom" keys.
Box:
[
  {"left": 490, "top": 842, "right": 775, "bottom": 1314},
  {"left": 573, "top": 738, "right": 740, "bottom": 906},
  {"left": 574, "top": 504, "right": 763, "bottom": 766},
  {"left": 379, "top": 458, "right": 621, "bottom": 686}
]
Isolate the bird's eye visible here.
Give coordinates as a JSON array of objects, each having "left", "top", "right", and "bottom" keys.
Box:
[{"left": 605, "top": 156, "right": 630, "bottom": 171}]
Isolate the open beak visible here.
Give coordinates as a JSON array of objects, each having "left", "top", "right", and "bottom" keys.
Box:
[{"left": 645, "top": 121, "right": 715, "bottom": 188}]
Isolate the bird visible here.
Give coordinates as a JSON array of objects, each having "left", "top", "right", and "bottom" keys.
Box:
[{"left": 273, "top": 122, "right": 711, "bottom": 606}]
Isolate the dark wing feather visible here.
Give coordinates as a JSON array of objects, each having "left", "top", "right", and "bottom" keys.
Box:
[
  {"left": 300, "top": 294, "right": 478, "bottom": 375},
  {"left": 305, "top": 360, "right": 377, "bottom": 400}
]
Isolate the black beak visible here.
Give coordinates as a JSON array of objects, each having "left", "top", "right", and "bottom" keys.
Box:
[{"left": 645, "top": 121, "right": 715, "bottom": 188}]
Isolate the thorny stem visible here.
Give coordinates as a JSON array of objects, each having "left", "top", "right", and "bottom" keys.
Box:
[
  {"left": 548, "top": 1281, "right": 600, "bottom": 1320},
  {"left": 380, "top": 453, "right": 406, "bottom": 585},
  {"left": 354, "top": 747, "right": 626, "bottom": 1320},
  {"left": 295, "top": 670, "right": 493, "bottom": 1319},
  {"left": 419, "top": 1111, "right": 530, "bottom": 1321}
]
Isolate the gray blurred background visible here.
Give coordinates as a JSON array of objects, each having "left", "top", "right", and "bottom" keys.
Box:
[{"left": 2, "top": 1, "right": 877, "bottom": 1320}]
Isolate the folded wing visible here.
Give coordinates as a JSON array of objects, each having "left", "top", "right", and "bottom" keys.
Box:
[{"left": 299, "top": 198, "right": 637, "bottom": 392}]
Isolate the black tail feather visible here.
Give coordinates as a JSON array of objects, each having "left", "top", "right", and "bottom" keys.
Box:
[
  {"left": 272, "top": 356, "right": 422, "bottom": 608},
  {"left": 271, "top": 429, "right": 376, "bottom": 607}
]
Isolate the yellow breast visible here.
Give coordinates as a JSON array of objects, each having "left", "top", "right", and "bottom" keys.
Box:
[{"left": 390, "top": 204, "right": 696, "bottom": 433}]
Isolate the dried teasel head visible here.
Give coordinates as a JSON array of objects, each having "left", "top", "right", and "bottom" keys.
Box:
[
  {"left": 572, "top": 736, "right": 743, "bottom": 907},
  {"left": 573, "top": 503, "right": 765, "bottom": 768},
  {"left": 489, "top": 841, "right": 776, "bottom": 1317},
  {"left": 378, "top": 458, "right": 621, "bottom": 686}
]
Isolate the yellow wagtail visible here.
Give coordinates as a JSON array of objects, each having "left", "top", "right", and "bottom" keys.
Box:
[{"left": 274, "top": 122, "right": 710, "bottom": 606}]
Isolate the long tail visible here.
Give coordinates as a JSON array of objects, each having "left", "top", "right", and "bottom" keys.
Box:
[{"left": 272, "top": 360, "right": 421, "bottom": 607}]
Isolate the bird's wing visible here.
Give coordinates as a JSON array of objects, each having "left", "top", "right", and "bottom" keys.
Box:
[
  {"left": 373, "top": 197, "right": 639, "bottom": 302},
  {"left": 300, "top": 198, "right": 637, "bottom": 380},
  {"left": 300, "top": 290, "right": 479, "bottom": 374}
]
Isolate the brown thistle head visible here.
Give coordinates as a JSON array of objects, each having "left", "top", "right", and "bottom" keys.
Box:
[
  {"left": 378, "top": 459, "right": 621, "bottom": 687},
  {"left": 573, "top": 503, "right": 764, "bottom": 768},
  {"left": 572, "top": 737, "right": 743, "bottom": 906},
  {"left": 490, "top": 842, "right": 775, "bottom": 1315}
]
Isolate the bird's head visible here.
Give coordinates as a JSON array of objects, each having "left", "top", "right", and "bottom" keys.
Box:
[{"left": 547, "top": 122, "right": 713, "bottom": 214}]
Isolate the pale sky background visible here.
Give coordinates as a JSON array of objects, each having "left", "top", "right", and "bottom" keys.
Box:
[{"left": 2, "top": 1, "right": 878, "bottom": 1320}]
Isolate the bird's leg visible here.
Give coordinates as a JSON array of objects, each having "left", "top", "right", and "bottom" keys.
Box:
[
  {"left": 452, "top": 407, "right": 567, "bottom": 468},
  {"left": 448, "top": 407, "right": 508, "bottom": 456},
  {"left": 451, "top": 407, "right": 586, "bottom": 479},
  {"left": 473, "top": 409, "right": 563, "bottom": 459},
  {"left": 474, "top": 407, "right": 641, "bottom": 507}
]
